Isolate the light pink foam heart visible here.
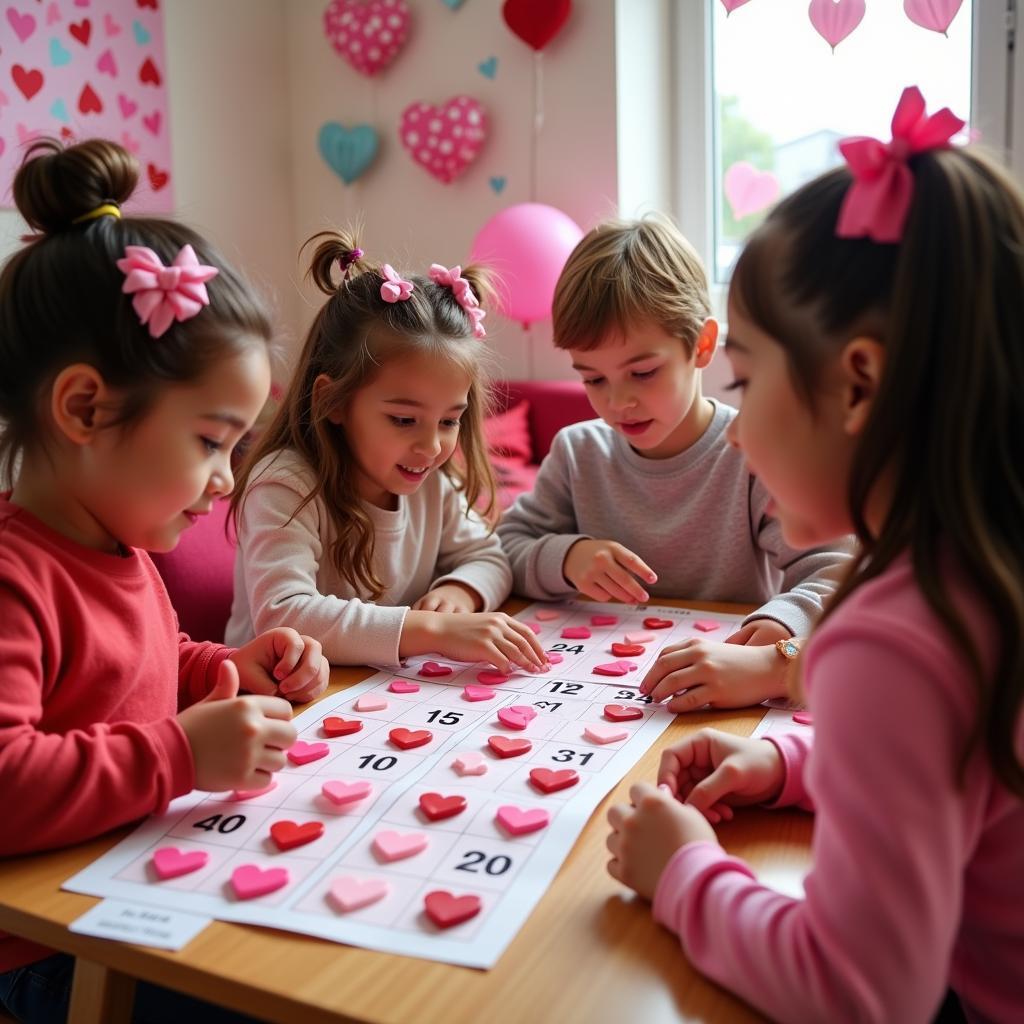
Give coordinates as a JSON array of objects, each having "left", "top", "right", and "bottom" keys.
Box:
[
  {"left": 808, "top": 0, "right": 865, "bottom": 50},
  {"left": 624, "top": 631, "right": 655, "bottom": 645},
  {"left": 545, "top": 651, "right": 564, "bottom": 664},
  {"left": 593, "top": 660, "right": 635, "bottom": 677},
  {"left": 152, "top": 846, "right": 209, "bottom": 880},
  {"left": 399, "top": 95, "right": 488, "bottom": 184},
  {"left": 497, "top": 707, "right": 529, "bottom": 730},
  {"left": 534, "top": 608, "right": 560, "bottom": 620},
  {"left": 584, "top": 723, "right": 630, "bottom": 745},
  {"left": 97, "top": 49, "right": 117, "bottom": 76},
  {"left": 287, "top": 740, "right": 329, "bottom": 765},
  {"left": 693, "top": 619, "right": 721, "bottom": 632},
  {"left": 724, "top": 161, "right": 780, "bottom": 221},
  {"left": 389, "top": 680, "right": 419, "bottom": 693},
  {"left": 372, "top": 829, "right": 429, "bottom": 862},
  {"left": 903, "top": 0, "right": 963, "bottom": 33},
  {"left": 452, "top": 752, "right": 487, "bottom": 776},
  {"left": 495, "top": 805, "right": 549, "bottom": 836},
  {"left": 324, "top": 0, "right": 410, "bottom": 77},
  {"left": 118, "top": 94, "right": 137, "bottom": 118},
  {"left": 231, "top": 864, "right": 289, "bottom": 900},
  {"left": 322, "top": 779, "right": 373, "bottom": 806},
  {"left": 231, "top": 781, "right": 277, "bottom": 801},
  {"left": 463, "top": 685, "right": 496, "bottom": 702},
  {"left": 508, "top": 704, "right": 538, "bottom": 721},
  {"left": 329, "top": 875, "right": 390, "bottom": 912},
  {"left": 355, "top": 694, "right": 388, "bottom": 712}
]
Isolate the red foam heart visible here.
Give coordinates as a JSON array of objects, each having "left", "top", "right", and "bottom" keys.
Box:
[
  {"left": 139, "top": 56, "right": 161, "bottom": 86},
  {"left": 643, "top": 617, "right": 673, "bottom": 629},
  {"left": 69, "top": 18, "right": 91, "bottom": 45},
  {"left": 12, "top": 65, "right": 44, "bottom": 101},
  {"left": 603, "top": 704, "right": 644, "bottom": 722},
  {"left": 424, "top": 890, "right": 482, "bottom": 928},
  {"left": 322, "top": 715, "right": 363, "bottom": 737},
  {"left": 389, "top": 727, "right": 432, "bottom": 750},
  {"left": 529, "top": 767, "right": 579, "bottom": 793},
  {"left": 611, "top": 642, "right": 645, "bottom": 657},
  {"left": 488, "top": 735, "right": 532, "bottom": 758},
  {"left": 418, "top": 792, "right": 468, "bottom": 821},
  {"left": 269, "top": 819, "right": 324, "bottom": 851},
  {"left": 502, "top": 0, "right": 572, "bottom": 51}
]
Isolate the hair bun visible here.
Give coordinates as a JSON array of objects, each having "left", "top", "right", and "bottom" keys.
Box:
[{"left": 13, "top": 137, "right": 139, "bottom": 233}]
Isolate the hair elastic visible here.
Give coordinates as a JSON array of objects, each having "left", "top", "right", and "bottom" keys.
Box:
[{"left": 72, "top": 202, "right": 122, "bottom": 225}]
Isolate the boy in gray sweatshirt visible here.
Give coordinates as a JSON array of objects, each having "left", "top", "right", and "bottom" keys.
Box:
[{"left": 497, "top": 217, "right": 853, "bottom": 711}]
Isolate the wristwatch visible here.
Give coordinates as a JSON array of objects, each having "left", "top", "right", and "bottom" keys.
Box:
[{"left": 775, "top": 637, "right": 801, "bottom": 660}]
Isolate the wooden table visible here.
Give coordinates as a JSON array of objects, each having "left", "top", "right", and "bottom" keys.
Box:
[{"left": 0, "top": 601, "right": 813, "bottom": 1024}]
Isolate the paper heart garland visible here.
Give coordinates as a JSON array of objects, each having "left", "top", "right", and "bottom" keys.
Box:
[
  {"left": 318, "top": 122, "right": 379, "bottom": 185},
  {"left": 719, "top": 0, "right": 753, "bottom": 12},
  {"left": 808, "top": 0, "right": 865, "bottom": 51},
  {"left": 399, "top": 95, "right": 488, "bottom": 184},
  {"left": 323, "top": 0, "right": 410, "bottom": 76},
  {"left": 502, "top": 0, "right": 572, "bottom": 51},
  {"left": 903, "top": 0, "right": 963, "bottom": 34}
]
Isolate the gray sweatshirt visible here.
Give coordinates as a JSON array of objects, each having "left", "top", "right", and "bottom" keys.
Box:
[{"left": 496, "top": 401, "right": 854, "bottom": 637}]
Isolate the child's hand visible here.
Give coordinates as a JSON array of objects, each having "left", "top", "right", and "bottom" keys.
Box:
[
  {"left": 659, "top": 728, "right": 784, "bottom": 823},
  {"left": 562, "top": 538, "right": 658, "bottom": 603},
  {"left": 402, "top": 610, "right": 549, "bottom": 674},
  {"left": 230, "top": 627, "right": 329, "bottom": 704},
  {"left": 179, "top": 660, "right": 297, "bottom": 792},
  {"left": 725, "top": 617, "right": 792, "bottom": 646},
  {"left": 606, "top": 782, "right": 717, "bottom": 900},
  {"left": 411, "top": 582, "right": 481, "bottom": 614},
  {"left": 639, "top": 638, "right": 786, "bottom": 710}
]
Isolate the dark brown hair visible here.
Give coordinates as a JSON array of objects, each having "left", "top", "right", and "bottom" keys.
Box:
[
  {"left": 0, "top": 138, "right": 273, "bottom": 485},
  {"left": 731, "top": 147, "right": 1024, "bottom": 795},
  {"left": 231, "top": 228, "right": 498, "bottom": 600}
]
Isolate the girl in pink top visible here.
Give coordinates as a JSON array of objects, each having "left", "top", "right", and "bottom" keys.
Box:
[{"left": 607, "top": 87, "right": 1024, "bottom": 1023}]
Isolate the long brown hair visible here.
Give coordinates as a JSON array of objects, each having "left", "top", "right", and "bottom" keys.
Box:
[
  {"left": 731, "top": 147, "right": 1024, "bottom": 795},
  {"left": 231, "top": 229, "right": 498, "bottom": 600}
]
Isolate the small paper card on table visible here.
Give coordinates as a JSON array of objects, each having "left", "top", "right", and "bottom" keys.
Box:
[{"left": 70, "top": 898, "right": 211, "bottom": 950}]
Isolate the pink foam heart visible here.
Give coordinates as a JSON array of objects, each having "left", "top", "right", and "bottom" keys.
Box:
[
  {"left": 152, "top": 846, "right": 208, "bottom": 880},
  {"left": 724, "top": 161, "right": 780, "bottom": 221},
  {"left": 477, "top": 670, "right": 510, "bottom": 685},
  {"left": 534, "top": 608, "right": 560, "bottom": 620},
  {"left": 624, "top": 631, "right": 655, "bottom": 645},
  {"left": 231, "top": 864, "right": 289, "bottom": 900},
  {"left": 419, "top": 661, "right": 454, "bottom": 677},
  {"left": 904, "top": 0, "right": 963, "bottom": 34},
  {"left": 808, "top": 0, "right": 865, "bottom": 50},
  {"left": 452, "top": 751, "right": 487, "bottom": 776},
  {"left": 495, "top": 805, "right": 550, "bottom": 836},
  {"left": 355, "top": 694, "right": 388, "bottom": 712},
  {"left": 497, "top": 707, "right": 529, "bottom": 730},
  {"left": 372, "top": 829, "right": 429, "bottom": 862},
  {"left": 329, "top": 875, "right": 390, "bottom": 912},
  {"left": 388, "top": 680, "right": 420, "bottom": 693},
  {"left": 399, "top": 95, "right": 488, "bottom": 184},
  {"left": 545, "top": 652, "right": 564, "bottom": 664},
  {"left": 561, "top": 626, "right": 591, "bottom": 639},
  {"left": 322, "top": 779, "right": 373, "bottom": 806},
  {"left": 97, "top": 49, "right": 117, "bottom": 76},
  {"left": 590, "top": 614, "right": 618, "bottom": 626},
  {"left": 118, "top": 93, "right": 138, "bottom": 118},
  {"left": 584, "top": 723, "right": 629, "bottom": 745},
  {"left": 593, "top": 660, "right": 636, "bottom": 677},
  {"left": 323, "top": 0, "right": 410, "bottom": 77},
  {"left": 287, "top": 740, "right": 330, "bottom": 765},
  {"left": 693, "top": 619, "right": 721, "bottom": 632},
  {"left": 463, "top": 685, "right": 496, "bottom": 702},
  {"left": 231, "top": 781, "right": 277, "bottom": 801},
  {"left": 526, "top": 622, "right": 541, "bottom": 633},
  {"left": 508, "top": 704, "right": 538, "bottom": 721}
]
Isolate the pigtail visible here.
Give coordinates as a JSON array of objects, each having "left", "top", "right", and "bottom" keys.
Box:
[
  {"left": 454, "top": 263, "right": 496, "bottom": 311},
  {"left": 303, "top": 229, "right": 373, "bottom": 296}
]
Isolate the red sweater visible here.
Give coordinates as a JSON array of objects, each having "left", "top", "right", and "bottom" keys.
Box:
[{"left": 0, "top": 494, "right": 231, "bottom": 970}]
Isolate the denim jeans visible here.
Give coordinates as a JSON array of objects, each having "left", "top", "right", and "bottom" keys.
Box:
[{"left": 0, "top": 953, "right": 266, "bottom": 1024}]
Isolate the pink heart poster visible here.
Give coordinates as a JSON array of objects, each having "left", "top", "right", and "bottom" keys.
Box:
[{"left": 1, "top": 0, "right": 173, "bottom": 212}]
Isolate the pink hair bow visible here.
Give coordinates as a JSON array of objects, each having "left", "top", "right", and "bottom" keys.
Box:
[
  {"left": 380, "top": 263, "right": 414, "bottom": 303},
  {"left": 428, "top": 263, "right": 486, "bottom": 339},
  {"left": 836, "top": 85, "right": 965, "bottom": 244},
  {"left": 116, "top": 244, "right": 219, "bottom": 339}
]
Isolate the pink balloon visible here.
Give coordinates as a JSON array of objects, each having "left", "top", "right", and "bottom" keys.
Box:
[
  {"left": 470, "top": 203, "right": 584, "bottom": 326},
  {"left": 808, "top": 0, "right": 865, "bottom": 51},
  {"left": 903, "top": 0, "right": 963, "bottom": 34}
]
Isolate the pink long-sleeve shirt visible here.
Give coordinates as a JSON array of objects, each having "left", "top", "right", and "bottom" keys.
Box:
[
  {"left": 0, "top": 494, "right": 231, "bottom": 971},
  {"left": 653, "top": 555, "right": 1024, "bottom": 1023}
]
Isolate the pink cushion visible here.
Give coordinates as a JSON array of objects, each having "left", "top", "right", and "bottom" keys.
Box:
[
  {"left": 491, "top": 380, "right": 595, "bottom": 461},
  {"left": 483, "top": 399, "right": 533, "bottom": 462}
]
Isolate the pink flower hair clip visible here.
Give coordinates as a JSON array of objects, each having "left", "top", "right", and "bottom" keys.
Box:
[
  {"left": 836, "top": 85, "right": 965, "bottom": 244},
  {"left": 429, "top": 263, "right": 486, "bottom": 339},
  {"left": 380, "top": 264, "right": 415, "bottom": 303},
  {"left": 116, "top": 244, "right": 219, "bottom": 339}
]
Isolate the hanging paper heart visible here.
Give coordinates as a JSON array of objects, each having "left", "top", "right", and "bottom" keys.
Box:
[
  {"left": 318, "top": 122, "right": 379, "bottom": 184},
  {"left": 723, "top": 161, "right": 780, "bottom": 220},
  {"left": 720, "top": 0, "right": 753, "bottom": 12},
  {"left": 324, "top": 0, "right": 410, "bottom": 77},
  {"left": 808, "top": 0, "right": 865, "bottom": 52},
  {"left": 903, "top": 0, "right": 963, "bottom": 34},
  {"left": 399, "top": 96, "right": 487, "bottom": 184},
  {"left": 502, "top": 0, "right": 571, "bottom": 51}
]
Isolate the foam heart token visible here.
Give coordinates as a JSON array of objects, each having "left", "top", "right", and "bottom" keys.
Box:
[
  {"left": 329, "top": 876, "right": 390, "bottom": 912},
  {"left": 496, "top": 804, "right": 550, "bottom": 836},
  {"left": 693, "top": 619, "right": 721, "bottom": 633},
  {"left": 287, "top": 740, "right": 329, "bottom": 765},
  {"left": 526, "top": 622, "right": 541, "bottom": 634},
  {"left": 643, "top": 618, "right": 673, "bottom": 630},
  {"left": 270, "top": 820, "right": 324, "bottom": 851},
  {"left": 323, "top": 0, "right": 410, "bottom": 77},
  {"left": 424, "top": 890, "right": 482, "bottom": 928},
  {"left": 400, "top": 96, "right": 488, "bottom": 184},
  {"left": 497, "top": 707, "right": 528, "bottom": 730},
  {"left": 231, "top": 781, "right": 277, "bottom": 801},
  {"left": 152, "top": 847, "right": 208, "bottom": 880},
  {"left": 488, "top": 736, "right": 532, "bottom": 758},
  {"left": 545, "top": 652, "right": 564, "bottom": 664},
  {"left": 593, "top": 661, "right": 635, "bottom": 677},
  {"left": 477, "top": 670, "right": 511, "bottom": 685},
  {"left": 624, "top": 631, "right": 655, "bottom": 644},
  {"left": 463, "top": 685, "right": 496, "bottom": 702},
  {"left": 355, "top": 695, "right": 388, "bottom": 712},
  {"left": 603, "top": 704, "right": 643, "bottom": 722},
  {"left": 323, "top": 715, "right": 363, "bottom": 737},
  {"left": 419, "top": 661, "right": 454, "bottom": 677},
  {"left": 792, "top": 710, "right": 814, "bottom": 726},
  {"left": 590, "top": 614, "right": 619, "bottom": 626},
  {"left": 389, "top": 728, "right": 432, "bottom": 750},
  {"left": 508, "top": 705, "right": 538, "bottom": 721},
  {"left": 321, "top": 779, "right": 373, "bottom": 806},
  {"left": 561, "top": 626, "right": 591, "bottom": 639},
  {"left": 529, "top": 767, "right": 579, "bottom": 794},
  {"left": 389, "top": 680, "right": 420, "bottom": 694},
  {"left": 372, "top": 829, "right": 429, "bottom": 862},
  {"left": 452, "top": 752, "right": 488, "bottom": 776},
  {"left": 419, "top": 792, "right": 468, "bottom": 821},
  {"left": 231, "top": 864, "right": 289, "bottom": 900},
  {"left": 584, "top": 723, "right": 629, "bottom": 745},
  {"left": 611, "top": 642, "right": 645, "bottom": 657},
  {"left": 534, "top": 608, "right": 560, "bottom": 620}
]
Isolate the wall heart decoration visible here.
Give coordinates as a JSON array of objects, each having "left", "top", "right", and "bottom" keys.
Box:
[
  {"left": 318, "top": 122, "right": 380, "bottom": 184},
  {"left": 399, "top": 96, "right": 487, "bottom": 184},
  {"left": 720, "top": 0, "right": 753, "bottom": 12},
  {"left": 903, "top": 0, "right": 963, "bottom": 35},
  {"left": 808, "top": 0, "right": 865, "bottom": 51},
  {"left": 323, "top": 0, "right": 410, "bottom": 77},
  {"left": 723, "top": 161, "right": 779, "bottom": 220},
  {"left": 502, "top": 0, "right": 571, "bottom": 52}
]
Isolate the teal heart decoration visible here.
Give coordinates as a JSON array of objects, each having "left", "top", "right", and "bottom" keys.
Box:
[
  {"left": 50, "top": 37, "right": 71, "bottom": 67},
  {"left": 132, "top": 19, "right": 151, "bottom": 45},
  {"left": 489, "top": 176, "right": 507, "bottom": 194},
  {"left": 441, "top": 0, "right": 466, "bottom": 8},
  {"left": 478, "top": 56, "right": 498, "bottom": 79},
  {"left": 318, "top": 123, "right": 379, "bottom": 186}
]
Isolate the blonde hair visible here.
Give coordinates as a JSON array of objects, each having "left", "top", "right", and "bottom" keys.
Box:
[
  {"left": 232, "top": 228, "right": 498, "bottom": 601},
  {"left": 552, "top": 215, "right": 711, "bottom": 353}
]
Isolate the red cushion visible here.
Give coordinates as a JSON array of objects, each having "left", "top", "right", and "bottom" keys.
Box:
[
  {"left": 491, "top": 380, "right": 595, "bottom": 461},
  {"left": 483, "top": 399, "right": 532, "bottom": 462}
]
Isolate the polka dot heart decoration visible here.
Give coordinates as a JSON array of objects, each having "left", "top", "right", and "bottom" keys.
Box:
[
  {"left": 399, "top": 95, "right": 488, "bottom": 184},
  {"left": 323, "top": 0, "right": 410, "bottom": 77}
]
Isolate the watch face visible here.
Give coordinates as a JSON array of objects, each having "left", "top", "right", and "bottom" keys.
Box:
[{"left": 779, "top": 640, "right": 800, "bottom": 659}]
